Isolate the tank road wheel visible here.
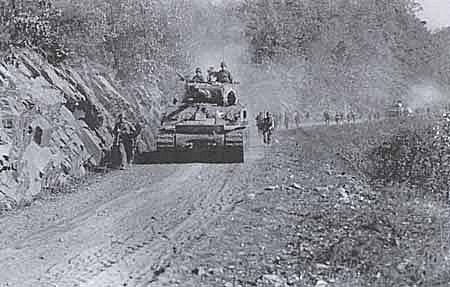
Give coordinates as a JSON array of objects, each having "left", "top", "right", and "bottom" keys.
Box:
[
  {"left": 156, "top": 133, "right": 176, "bottom": 163},
  {"left": 224, "top": 132, "right": 244, "bottom": 163}
]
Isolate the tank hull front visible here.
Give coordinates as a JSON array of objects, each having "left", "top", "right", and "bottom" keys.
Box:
[{"left": 155, "top": 129, "right": 244, "bottom": 163}]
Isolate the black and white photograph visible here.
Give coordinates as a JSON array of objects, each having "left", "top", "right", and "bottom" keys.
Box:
[{"left": 0, "top": 0, "right": 450, "bottom": 286}]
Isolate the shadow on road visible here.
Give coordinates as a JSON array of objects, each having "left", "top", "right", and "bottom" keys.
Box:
[{"left": 135, "top": 150, "right": 244, "bottom": 164}]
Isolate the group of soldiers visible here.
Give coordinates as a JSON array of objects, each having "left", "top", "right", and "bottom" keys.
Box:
[
  {"left": 367, "top": 111, "right": 381, "bottom": 121},
  {"left": 255, "top": 110, "right": 311, "bottom": 144},
  {"left": 272, "top": 111, "right": 308, "bottom": 129},
  {"left": 191, "top": 61, "right": 233, "bottom": 84},
  {"left": 323, "top": 111, "right": 357, "bottom": 125}
]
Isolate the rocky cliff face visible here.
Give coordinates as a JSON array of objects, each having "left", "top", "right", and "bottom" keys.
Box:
[{"left": 0, "top": 48, "right": 164, "bottom": 210}]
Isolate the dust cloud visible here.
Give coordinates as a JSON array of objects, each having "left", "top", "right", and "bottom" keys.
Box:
[
  {"left": 183, "top": 0, "right": 450, "bottom": 119},
  {"left": 408, "top": 81, "right": 448, "bottom": 111}
]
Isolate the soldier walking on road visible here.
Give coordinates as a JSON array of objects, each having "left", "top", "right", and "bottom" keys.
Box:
[
  {"left": 323, "top": 111, "right": 330, "bottom": 125},
  {"left": 335, "top": 112, "right": 341, "bottom": 125},
  {"left": 113, "top": 113, "right": 136, "bottom": 170},
  {"left": 263, "top": 112, "right": 274, "bottom": 144},
  {"left": 346, "top": 112, "right": 352, "bottom": 123},
  {"left": 351, "top": 111, "right": 357, "bottom": 122},
  {"left": 284, "top": 111, "right": 289, "bottom": 129},
  {"left": 255, "top": 112, "right": 264, "bottom": 136},
  {"left": 294, "top": 112, "right": 301, "bottom": 128}
]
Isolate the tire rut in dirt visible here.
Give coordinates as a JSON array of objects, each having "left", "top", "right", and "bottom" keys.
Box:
[
  {"left": 41, "top": 163, "right": 245, "bottom": 287},
  {"left": 116, "top": 166, "right": 245, "bottom": 287}
]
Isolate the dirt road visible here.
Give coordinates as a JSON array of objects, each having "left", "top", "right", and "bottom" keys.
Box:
[
  {"left": 1, "top": 121, "right": 446, "bottom": 287},
  {"left": 0, "top": 130, "right": 268, "bottom": 287}
]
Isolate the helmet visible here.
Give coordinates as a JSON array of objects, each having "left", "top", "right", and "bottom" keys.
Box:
[{"left": 195, "top": 67, "right": 202, "bottom": 73}]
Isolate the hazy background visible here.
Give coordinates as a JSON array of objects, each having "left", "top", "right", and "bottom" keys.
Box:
[{"left": 417, "top": 0, "right": 450, "bottom": 29}]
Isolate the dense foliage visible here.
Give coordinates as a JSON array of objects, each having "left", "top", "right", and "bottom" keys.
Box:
[
  {"left": 0, "top": 0, "right": 225, "bottom": 79},
  {"left": 0, "top": 0, "right": 68, "bottom": 63}
]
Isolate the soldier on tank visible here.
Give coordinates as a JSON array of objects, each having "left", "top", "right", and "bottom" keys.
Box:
[
  {"left": 113, "top": 113, "right": 136, "bottom": 170},
  {"left": 192, "top": 67, "right": 204, "bottom": 82},
  {"left": 216, "top": 62, "right": 233, "bottom": 83},
  {"left": 207, "top": 66, "right": 217, "bottom": 82}
]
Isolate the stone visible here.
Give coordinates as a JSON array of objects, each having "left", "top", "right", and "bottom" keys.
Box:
[
  {"left": 262, "top": 274, "right": 287, "bottom": 286},
  {"left": 265, "top": 185, "right": 280, "bottom": 191},
  {"left": 313, "top": 186, "right": 329, "bottom": 193},
  {"left": 315, "top": 280, "right": 328, "bottom": 287},
  {"left": 291, "top": 183, "right": 302, "bottom": 190}
]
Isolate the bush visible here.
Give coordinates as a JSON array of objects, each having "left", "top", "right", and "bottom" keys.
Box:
[{"left": 369, "top": 116, "right": 450, "bottom": 200}]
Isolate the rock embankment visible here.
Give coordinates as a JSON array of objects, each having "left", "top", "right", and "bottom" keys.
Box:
[{"left": 0, "top": 48, "right": 165, "bottom": 210}]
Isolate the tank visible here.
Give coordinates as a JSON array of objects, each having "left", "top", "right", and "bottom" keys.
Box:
[{"left": 155, "top": 80, "right": 248, "bottom": 163}]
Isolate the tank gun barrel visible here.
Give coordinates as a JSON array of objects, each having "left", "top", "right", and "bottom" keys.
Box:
[{"left": 176, "top": 71, "right": 186, "bottom": 82}]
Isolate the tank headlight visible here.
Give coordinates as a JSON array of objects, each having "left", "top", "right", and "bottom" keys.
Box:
[{"left": 227, "top": 91, "right": 236, "bottom": 105}]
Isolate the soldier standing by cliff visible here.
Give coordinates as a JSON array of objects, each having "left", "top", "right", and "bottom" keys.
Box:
[
  {"left": 113, "top": 113, "right": 136, "bottom": 170},
  {"left": 294, "top": 112, "right": 301, "bottom": 128},
  {"left": 129, "top": 120, "right": 143, "bottom": 166}
]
